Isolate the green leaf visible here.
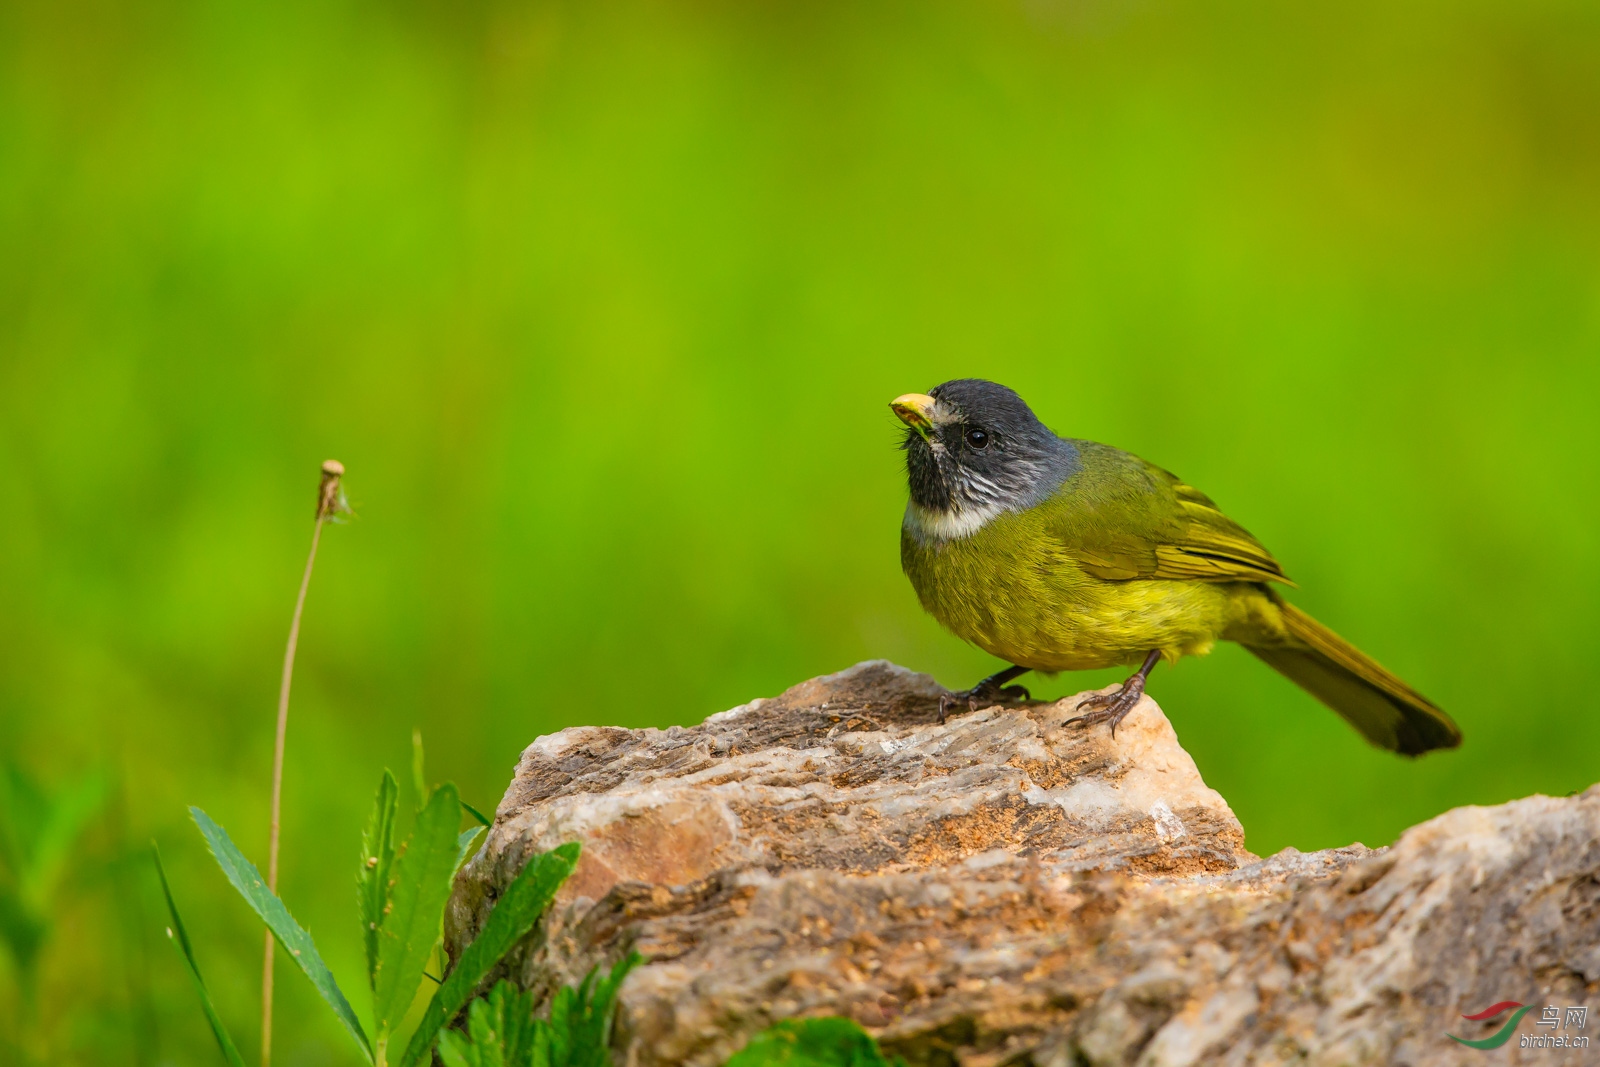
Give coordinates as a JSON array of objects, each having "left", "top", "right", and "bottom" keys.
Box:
[
  {"left": 437, "top": 980, "right": 542, "bottom": 1067},
  {"left": 0, "top": 763, "right": 54, "bottom": 887},
  {"left": 437, "top": 958, "right": 643, "bottom": 1067},
  {"left": 0, "top": 765, "right": 105, "bottom": 903},
  {"left": 359, "top": 770, "right": 400, "bottom": 987},
  {"left": 0, "top": 768, "right": 28, "bottom": 880},
  {"left": 397, "top": 841, "right": 581, "bottom": 1067},
  {"left": 462, "top": 801, "right": 493, "bottom": 828},
  {"left": 545, "top": 952, "right": 643, "bottom": 1067},
  {"left": 373, "top": 783, "right": 462, "bottom": 1038},
  {"left": 23, "top": 771, "right": 105, "bottom": 901},
  {"left": 151, "top": 843, "right": 248, "bottom": 1067},
  {"left": 0, "top": 766, "right": 105, "bottom": 981},
  {"left": 457, "top": 825, "right": 486, "bottom": 870},
  {"left": 724, "top": 1018, "right": 904, "bottom": 1067},
  {"left": 436, "top": 1030, "right": 481, "bottom": 1067},
  {"left": 189, "top": 806, "right": 373, "bottom": 1061},
  {"left": 0, "top": 888, "right": 46, "bottom": 977},
  {"left": 440, "top": 955, "right": 640, "bottom": 1067}
]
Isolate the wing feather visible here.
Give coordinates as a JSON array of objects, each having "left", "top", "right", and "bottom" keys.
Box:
[{"left": 1047, "top": 445, "right": 1292, "bottom": 586}]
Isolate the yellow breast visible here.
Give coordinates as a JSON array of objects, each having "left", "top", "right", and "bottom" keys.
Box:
[{"left": 900, "top": 508, "right": 1237, "bottom": 672}]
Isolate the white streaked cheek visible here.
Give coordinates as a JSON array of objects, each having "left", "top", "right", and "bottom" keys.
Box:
[{"left": 962, "top": 471, "right": 1005, "bottom": 503}]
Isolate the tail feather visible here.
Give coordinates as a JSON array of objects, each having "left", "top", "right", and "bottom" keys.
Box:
[{"left": 1244, "top": 600, "right": 1461, "bottom": 756}]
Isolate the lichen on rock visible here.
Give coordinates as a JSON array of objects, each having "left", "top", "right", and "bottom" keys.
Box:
[{"left": 444, "top": 661, "right": 1599, "bottom": 1066}]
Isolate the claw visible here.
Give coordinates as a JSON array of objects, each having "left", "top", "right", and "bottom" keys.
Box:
[
  {"left": 938, "top": 679, "right": 1032, "bottom": 724},
  {"left": 1063, "top": 683, "right": 1145, "bottom": 737},
  {"left": 1063, "top": 650, "right": 1162, "bottom": 738}
]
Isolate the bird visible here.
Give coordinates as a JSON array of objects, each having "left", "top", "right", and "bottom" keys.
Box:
[{"left": 890, "top": 378, "right": 1461, "bottom": 756}]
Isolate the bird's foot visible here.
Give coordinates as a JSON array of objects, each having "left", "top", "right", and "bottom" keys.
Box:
[
  {"left": 938, "top": 680, "right": 1031, "bottom": 724},
  {"left": 1064, "top": 676, "right": 1148, "bottom": 738}
]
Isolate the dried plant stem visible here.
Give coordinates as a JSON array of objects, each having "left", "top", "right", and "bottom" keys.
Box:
[{"left": 261, "top": 460, "right": 344, "bottom": 1067}]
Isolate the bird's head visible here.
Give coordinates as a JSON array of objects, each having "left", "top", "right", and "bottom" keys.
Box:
[{"left": 891, "top": 378, "right": 1078, "bottom": 541}]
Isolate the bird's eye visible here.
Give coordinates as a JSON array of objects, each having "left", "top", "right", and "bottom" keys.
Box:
[{"left": 964, "top": 427, "right": 989, "bottom": 450}]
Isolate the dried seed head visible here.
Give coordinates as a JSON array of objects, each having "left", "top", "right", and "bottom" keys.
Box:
[{"left": 316, "top": 459, "right": 346, "bottom": 520}]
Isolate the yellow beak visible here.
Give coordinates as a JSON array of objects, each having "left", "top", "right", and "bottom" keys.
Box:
[{"left": 890, "top": 393, "right": 937, "bottom": 438}]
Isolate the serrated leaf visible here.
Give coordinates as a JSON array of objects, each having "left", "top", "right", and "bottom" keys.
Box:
[
  {"left": 480, "top": 981, "right": 543, "bottom": 1067},
  {"left": 373, "top": 783, "right": 462, "bottom": 1038},
  {"left": 724, "top": 1018, "right": 905, "bottom": 1067},
  {"left": 546, "top": 952, "right": 642, "bottom": 1067},
  {"left": 152, "top": 843, "right": 248, "bottom": 1067},
  {"left": 430, "top": 955, "right": 636, "bottom": 1067},
  {"left": 437, "top": 980, "right": 540, "bottom": 1067},
  {"left": 189, "top": 806, "right": 372, "bottom": 1061},
  {"left": 359, "top": 770, "right": 400, "bottom": 987},
  {"left": 397, "top": 841, "right": 581, "bottom": 1067}
]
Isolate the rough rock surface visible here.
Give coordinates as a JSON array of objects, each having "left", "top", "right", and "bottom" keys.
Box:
[{"left": 445, "top": 661, "right": 1600, "bottom": 1066}]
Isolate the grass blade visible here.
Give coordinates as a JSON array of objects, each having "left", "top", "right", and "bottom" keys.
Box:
[
  {"left": 151, "top": 843, "right": 248, "bottom": 1067},
  {"left": 374, "top": 783, "right": 462, "bottom": 1038},
  {"left": 397, "top": 841, "right": 581, "bottom": 1067},
  {"left": 457, "top": 826, "right": 486, "bottom": 870},
  {"left": 359, "top": 770, "right": 400, "bottom": 986},
  {"left": 412, "top": 729, "right": 428, "bottom": 809},
  {"left": 190, "top": 806, "right": 373, "bottom": 1061},
  {"left": 461, "top": 801, "right": 492, "bottom": 828}
]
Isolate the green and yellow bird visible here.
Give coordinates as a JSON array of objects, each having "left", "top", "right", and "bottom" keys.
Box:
[{"left": 892, "top": 379, "right": 1461, "bottom": 756}]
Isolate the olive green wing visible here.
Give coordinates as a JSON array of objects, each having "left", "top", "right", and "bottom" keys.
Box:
[{"left": 1045, "top": 443, "right": 1291, "bottom": 585}]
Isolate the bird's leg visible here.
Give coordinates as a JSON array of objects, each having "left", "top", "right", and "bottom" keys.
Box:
[
  {"left": 1065, "top": 650, "right": 1162, "bottom": 737},
  {"left": 939, "top": 665, "right": 1032, "bottom": 724}
]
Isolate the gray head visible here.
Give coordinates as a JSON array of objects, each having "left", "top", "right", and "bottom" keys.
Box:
[{"left": 891, "top": 379, "right": 1079, "bottom": 541}]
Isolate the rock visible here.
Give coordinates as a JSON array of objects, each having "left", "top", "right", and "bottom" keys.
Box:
[{"left": 445, "top": 661, "right": 1600, "bottom": 1066}]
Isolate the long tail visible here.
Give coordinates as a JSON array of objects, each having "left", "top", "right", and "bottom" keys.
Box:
[{"left": 1242, "top": 599, "right": 1461, "bottom": 756}]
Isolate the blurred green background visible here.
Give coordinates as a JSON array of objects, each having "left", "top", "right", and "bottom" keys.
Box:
[{"left": 3, "top": 0, "right": 1598, "bottom": 1060}]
